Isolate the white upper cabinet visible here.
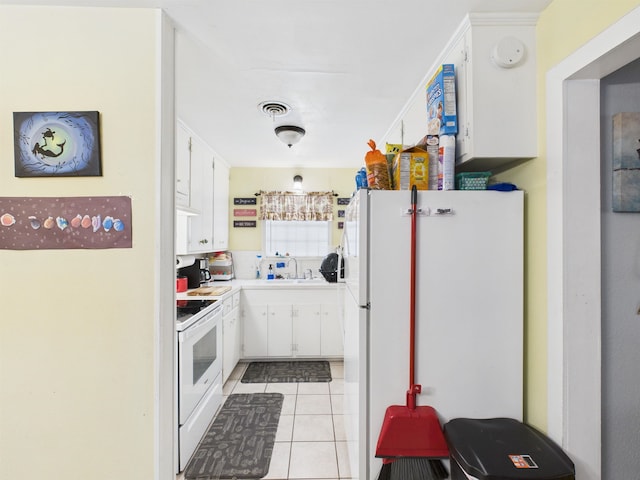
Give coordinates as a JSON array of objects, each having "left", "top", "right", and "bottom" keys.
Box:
[
  {"left": 176, "top": 119, "right": 229, "bottom": 254},
  {"left": 212, "top": 158, "right": 229, "bottom": 251},
  {"left": 384, "top": 13, "right": 537, "bottom": 173},
  {"left": 188, "top": 136, "right": 214, "bottom": 252},
  {"left": 175, "top": 121, "right": 192, "bottom": 208}
]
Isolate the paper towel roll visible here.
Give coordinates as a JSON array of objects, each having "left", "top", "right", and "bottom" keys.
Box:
[
  {"left": 176, "top": 255, "right": 196, "bottom": 269},
  {"left": 439, "top": 134, "right": 456, "bottom": 190}
]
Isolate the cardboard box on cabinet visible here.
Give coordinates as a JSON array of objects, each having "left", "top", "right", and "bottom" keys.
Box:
[
  {"left": 426, "top": 64, "right": 458, "bottom": 136},
  {"left": 392, "top": 146, "right": 430, "bottom": 190}
]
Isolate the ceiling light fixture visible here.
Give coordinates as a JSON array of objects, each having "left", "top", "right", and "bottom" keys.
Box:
[
  {"left": 275, "top": 125, "right": 306, "bottom": 148},
  {"left": 293, "top": 174, "right": 303, "bottom": 190}
]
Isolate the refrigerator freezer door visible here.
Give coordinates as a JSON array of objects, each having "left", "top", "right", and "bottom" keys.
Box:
[{"left": 342, "top": 190, "right": 368, "bottom": 307}]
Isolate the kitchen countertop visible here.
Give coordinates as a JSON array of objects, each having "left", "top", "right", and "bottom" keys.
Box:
[{"left": 177, "top": 278, "right": 339, "bottom": 300}]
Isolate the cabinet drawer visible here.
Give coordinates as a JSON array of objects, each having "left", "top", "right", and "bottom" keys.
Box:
[
  {"left": 222, "top": 297, "right": 233, "bottom": 316},
  {"left": 232, "top": 292, "right": 240, "bottom": 309}
]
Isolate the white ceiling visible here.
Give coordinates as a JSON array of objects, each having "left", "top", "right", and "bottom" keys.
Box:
[{"left": 4, "top": 0, "right": 552, "bottom": 169}]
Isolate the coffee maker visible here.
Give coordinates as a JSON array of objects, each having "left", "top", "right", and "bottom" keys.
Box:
[
  {"left": 177, "top": 262, "right": 200, "bottom": 289},
  {"left": 198, "top": 258, "right": 211, "bottom": 284}
]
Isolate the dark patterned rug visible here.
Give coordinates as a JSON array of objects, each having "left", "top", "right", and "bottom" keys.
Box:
[
  {"left": 241, "top": 360, "right": 332, "bottom": 383},
  {"left": 184, "top": 393, "right": 283, "bottom": 480}
]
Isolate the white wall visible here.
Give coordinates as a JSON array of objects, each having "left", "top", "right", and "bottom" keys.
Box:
[{"left": 0, "top": 7, "right": 168, "bottom": 480}]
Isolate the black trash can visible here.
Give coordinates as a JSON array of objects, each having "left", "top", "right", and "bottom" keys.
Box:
[{"left": 444, "top": 418, "right": 575, "bottom": 480}]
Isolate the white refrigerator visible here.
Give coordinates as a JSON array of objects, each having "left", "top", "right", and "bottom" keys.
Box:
[{"left": 341, "top": 189, "right": 524, "bottom": 480}]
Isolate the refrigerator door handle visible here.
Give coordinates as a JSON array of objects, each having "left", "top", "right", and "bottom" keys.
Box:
[
  {"left": 401, "top": 206, "right": 455, "bottom": 216},
  {"left": 434, "top": 207, "right": 454, "bottom": 215},
  {"left": 337, "top": 232, "right": 346, "bottom": 283},
  {"left": 402, "top": 206, "right": 429, "bottom": 216}
]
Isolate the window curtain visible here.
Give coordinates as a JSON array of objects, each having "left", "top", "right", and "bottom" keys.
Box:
[{"left": 259, "top": 191, "right": 334, "bottom": 221}]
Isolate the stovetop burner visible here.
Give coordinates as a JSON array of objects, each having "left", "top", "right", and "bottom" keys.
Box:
[{"left": 176, "top": 299, "right": 217, "bottom": 323}]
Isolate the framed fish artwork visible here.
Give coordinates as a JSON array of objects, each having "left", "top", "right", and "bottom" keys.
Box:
[{"left": 13, "top": 111, "right": 102, "bottom": 177}]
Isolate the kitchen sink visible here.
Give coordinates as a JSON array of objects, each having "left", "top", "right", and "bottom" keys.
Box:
[{"left": 259, "top": 278, "right": 328, "bottom": 285}]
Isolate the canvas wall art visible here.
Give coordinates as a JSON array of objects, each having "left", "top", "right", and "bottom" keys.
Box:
[
  {"left": 0, "top": 196, "right": 132, "bottom": 250},
  {"left": 613, "top": 112, "right": 640, "bottom": 212},
  {"left": 13, "top": 111, "right": 101, "bottom": 177}
]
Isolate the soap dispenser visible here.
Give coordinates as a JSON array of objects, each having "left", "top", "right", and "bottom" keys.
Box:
[{"left": 267, "top": 264, "right": 275, "bottom": 280}]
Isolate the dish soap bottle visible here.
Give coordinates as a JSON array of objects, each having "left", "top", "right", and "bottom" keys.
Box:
[{"left": 267, "top": 264, "right": 275, "bottom": 280}]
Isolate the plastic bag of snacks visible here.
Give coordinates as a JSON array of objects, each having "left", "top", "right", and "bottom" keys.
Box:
[{"left": 365, "top": 139, "right": 391, "bottom": 190}]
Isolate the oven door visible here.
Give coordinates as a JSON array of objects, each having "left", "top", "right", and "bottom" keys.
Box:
[{"left": 178, "top": 305, "right": 222, "bottom": 425}]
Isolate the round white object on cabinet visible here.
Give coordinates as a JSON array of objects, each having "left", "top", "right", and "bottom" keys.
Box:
[{"left": 491, "top": 36, "right": 526, "bottom": 68}]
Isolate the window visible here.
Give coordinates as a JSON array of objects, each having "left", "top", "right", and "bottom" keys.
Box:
[
  {"left": 259, "top": 190, "right": 334, "bottom": 256},
  {"left": 262, "top": 220, "right": 331, "bottom": 257}
]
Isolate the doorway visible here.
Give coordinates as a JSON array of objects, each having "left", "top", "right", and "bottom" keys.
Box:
[
  {"left": 600, "top": 57, "right": 640, "bottom": 480},
  {"left": 546, "top": 6, "right": 640, "bottom": 480}
]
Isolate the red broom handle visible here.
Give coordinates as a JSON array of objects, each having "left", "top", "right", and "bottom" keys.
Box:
[{"left": 407, "top": 186, "right": 420, "bottom": 410}]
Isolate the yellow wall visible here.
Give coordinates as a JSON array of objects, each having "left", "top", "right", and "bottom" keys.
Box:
[
  {"left": 0, "top": 7, "right": 161, "bottom": 480},
  {"left": 500, "top": 0, "right": 640, "bottom": 431},
  {"left": 228, "top": 167, "right": 356, "bottom": 251}
]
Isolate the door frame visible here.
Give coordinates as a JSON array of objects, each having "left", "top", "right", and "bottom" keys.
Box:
[{"left": 546, "top": 7, "right": 640, "bottom": 480}]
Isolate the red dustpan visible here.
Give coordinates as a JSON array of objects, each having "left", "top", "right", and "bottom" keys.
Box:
[{"left": 375, "top": 186, "right": 449, "bottom": 460}]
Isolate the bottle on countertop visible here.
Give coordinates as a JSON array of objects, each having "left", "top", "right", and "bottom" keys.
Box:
[
  {"left": 255, "top": 255, "right": 262, "bottom": 279},
  {"left": 267, "top": 264, "right": 275, "bottom": 280}
]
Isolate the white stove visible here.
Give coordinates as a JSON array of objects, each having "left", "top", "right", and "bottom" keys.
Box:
[
  {"left": 176, "top": 299, "right": 223, "bottom": 471},
  {"left": 176, "top": 299, "right": 218, "bottom": 330}
]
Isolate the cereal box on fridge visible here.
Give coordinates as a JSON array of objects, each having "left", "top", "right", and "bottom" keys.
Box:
[{"left": 426, "top": 64, "right": 458, "bottom": 136}]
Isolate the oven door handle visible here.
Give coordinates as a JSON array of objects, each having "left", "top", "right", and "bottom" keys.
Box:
[{"left": 179, "top": 308, "right": 221, "bottom": 342}]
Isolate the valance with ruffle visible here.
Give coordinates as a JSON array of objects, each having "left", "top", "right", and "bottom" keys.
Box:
[{"left": 259, "top": 191, "right": 334, "bottom": 221}]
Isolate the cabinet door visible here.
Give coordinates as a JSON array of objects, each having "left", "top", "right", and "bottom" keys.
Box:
[
  {"left": 231, "top": 307, "right": 241, "bottom": 368},
  {"left": 320, "top": 302, "right": 343, "bottom": 357},
  {"left": 212, "top": 159, "right": 230, "bottom": 251},
  {"left": 188, "top": 137, "right": 214, "bottom": 252},
  {"left": 267, "top": 304, "right": 293, "bottom": 357},
  {"left": 243, "top": 303, "right": 268, "bottom": 357},
  {"left": 223, "top": 306, "right": 241, "bottom": 383},
  {"left": 446, "top": 31, "right": 469, "bottom": 160},
  {"left": 295, "top": 304, "right": 321, "bottom": 356},
  {"left": 222, "top": 312, "right": 235, "bottom": 384},
  {"left": 176, "top": 122, "right": 191, "bottom": 207}
]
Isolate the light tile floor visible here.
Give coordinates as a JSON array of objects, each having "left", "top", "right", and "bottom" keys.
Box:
[{"left": 177, "top": 360, "right": 349, "bottom": 480}]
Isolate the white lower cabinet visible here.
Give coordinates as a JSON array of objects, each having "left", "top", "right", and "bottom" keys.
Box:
[
  {"left": 295, "top": 304, "right": 322, "bottom": 356},
  {"left": 268, "top": 304, "right": 293, "bottom": 357},
  {"left": 222, "top": 292, "right": 241, "bottom": 383},
  {"left": 241, "top": 303, "right": 293, "bottom": 358},
  {"left": 241, "top": 288, "right": 343, "bottom": 359},
  {"left": 320, "top": 302, "right": 343, "bottom": 357},
  {"left": 242, "top": 302, "right": 269, "bottom": 358}
]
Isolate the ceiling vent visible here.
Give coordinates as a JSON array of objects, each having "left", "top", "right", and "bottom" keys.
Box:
[{"left": 259, "top": 101, "right": 290, "bottom": 118}]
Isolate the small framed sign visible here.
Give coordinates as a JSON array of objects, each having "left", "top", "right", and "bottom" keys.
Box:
[
  {"left": 338, "top": 209, "right": 345, "bottom": 218},
  {"left": 337, "top": 197, "right": 350, "bottom": 206},
  {"left": 234, "top": 197, "right": 257, "bottom": 205},
  {"left": 234, "top": 220, "right": 256, "bottom": 228},
  {"left": 234, "top": 208, "right": 257, "bottom": 217}
]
